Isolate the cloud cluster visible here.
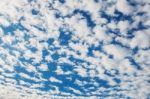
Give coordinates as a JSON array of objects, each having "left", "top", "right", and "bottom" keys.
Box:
[{"left": 0, "top": 0, "right": 149, "bottom": 98}]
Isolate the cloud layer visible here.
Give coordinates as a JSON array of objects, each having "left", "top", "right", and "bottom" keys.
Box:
[{"left": 0, "top": 0, "right": 150, "bottom": 98}]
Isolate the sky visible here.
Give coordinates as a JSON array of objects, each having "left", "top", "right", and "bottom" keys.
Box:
[{"left": 0, "top": 0, "right": 150, "bottom": 99}]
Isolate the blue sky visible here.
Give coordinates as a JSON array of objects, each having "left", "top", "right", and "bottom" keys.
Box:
[{"left": 0, "top": 0, "right": 150, "bottom": 98}]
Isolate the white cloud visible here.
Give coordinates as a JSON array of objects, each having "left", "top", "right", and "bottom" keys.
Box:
[
  {"left": 117, "top": 20, "right": 130, "bottom": 34},
  {"left": 25, "top": 64, "right": 37, "bottom": 73},
  {"left": 93, "top": 25, "right": 112, "bottom": 43},
  {"left": 0, "top": 16, "right": 10, "bottom": 26},
  {"left": 74, "top": 67, "right": 87, "bottom": 77},
  {"left": 134, "top": 50, "right": 150, "bottom": 65},
  {"left": 49, "top": 77, "right": 62, "bottom": 83},
  {"left": 38, "top": 64, "right": 49, "bottom": 71},
  {"left": 103, "top": 44, "right": 130, "bottom": 59},
  {"left": 116, "top": 0, "right": 133, "bottom": 14},
  {"left": 1, "top": 35, "right": 14, "bottom": 45},
  {"left": 0, "top": 0, "right": 149, "bottom": 98},
  {"left": 130, "top": 30, "right": 150, "bottom": 49}
]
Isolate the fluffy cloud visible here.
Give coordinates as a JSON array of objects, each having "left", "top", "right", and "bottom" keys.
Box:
[{"left": 0, "top": 0, "right": 149, "bottom": 98}]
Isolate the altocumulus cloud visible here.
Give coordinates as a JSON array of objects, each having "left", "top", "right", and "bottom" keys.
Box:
[{"left": 0, "top": 0, "right": 150, "bottom": 99}]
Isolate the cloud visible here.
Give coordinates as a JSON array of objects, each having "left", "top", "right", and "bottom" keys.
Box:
[
  {"left": 0, "top": 0, "right": 149, "bottom": 98},
  {"left": 130, "top": 30, "right": 150, "bottom": 49},
  {"left": 116, "top": 0, "right": 133, "bottom": 14}
]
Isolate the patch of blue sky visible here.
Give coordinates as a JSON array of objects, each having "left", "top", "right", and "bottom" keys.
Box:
[
  {"left": 59, "top": 29, "right": 72, "bottom": 45},
  {"left": 126, "top": 57, "right": 142, "bottom": 70},
  {"left": 2, "top": 23, "right": 28, "bottom": 35},
  {"left": 87, "top": 43, "right": 103, "bottom": 56},
  {"left": 59, "top": 0, "right": 66, "bottom": 4},
  {"left": 47, "top": 38, "right": 54, "bottom": 45},
  {"left": 73, "top": 9, "right": 96, "bottom": 28},
  {"left": 32, "top": 25, "right": 47, "bottom": 32},
  {"left": 32, "top": 9, "right": 39, "bottom": 15},
  {"left": 100, "top": 10, "right": 132, "bottom": 23}
]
